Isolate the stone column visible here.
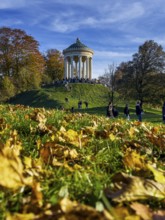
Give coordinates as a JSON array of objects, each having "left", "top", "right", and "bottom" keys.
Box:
[
  {"left": 86, "top": 57, "right": 89, "bottom": 79},
  {"left": 89, "top": 57, "right": 92, "bottom": 79},
  {"left": 82, "top": 60, "right": 85, "bottom": 79},
  {"left": 71, "top": 56, "right": 74, "bottom": 78},
  {"left": 68, "top": 59, "right": 71, "bottom": 78},
  {"left": 78, "top": 56, "right": 82, "bottom": 79},
  {"left": 64, "top": 57, "right": 68, "bottom": 79}
]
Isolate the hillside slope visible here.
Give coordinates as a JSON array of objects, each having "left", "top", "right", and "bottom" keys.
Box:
[
  {"left": 8, "top": 83, "right": 162, "bottom": 122},
  {"left": 8, "top": 83, "right": 110, "bottom": 110}
]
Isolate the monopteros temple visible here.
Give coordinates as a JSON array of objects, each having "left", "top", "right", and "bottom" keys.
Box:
[{"left": 63, "top": 38, "right": 94, "bottom": 80}]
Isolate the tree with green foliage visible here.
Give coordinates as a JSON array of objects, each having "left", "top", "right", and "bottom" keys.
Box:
[
  {"left": 0, "top": 27, "right": 45, "bottom": 96},
  {"left": 0, "top": 76, "right": 16, "bottom": 101},
  {"left": 13, "top": 52, "right": 45, "bottom": 92},
  {"left": 115, "top": 61, "right": 135, "bottom": 101},
  {"left": 44, "top": 49, "right": 64, "bottom": 82},
  {"left": 115, "top": 40, "right": 165, "bottom": 105},
  {"left": 132, "top": 40, "right": 165, "bottom": 102}
]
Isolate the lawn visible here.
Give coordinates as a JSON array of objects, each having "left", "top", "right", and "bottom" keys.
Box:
[
  {"left": 0, "top": 104, "right": 164, "bottom": 219},
  {"left": 8, "top": 83, "right": 163, "bottom": 124}
]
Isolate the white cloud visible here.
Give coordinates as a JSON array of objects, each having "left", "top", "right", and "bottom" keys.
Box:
[
  {"left": 43, "top": 1, "right": 146, "bottom": 33},
  {"left": 0, "top": 0, "right": 26, "bottom": 9},
  {"left": 0, "top": 18, "right": 23, "bottom": 26},
  {"left": 95, "top": 50, "right": 132, "bottom": 59},
  {"left": 0, "top": 0, "right": 44, "bottom": 9},
  {"left": 51, "top": 19, "right": 78, "bottom": 33},
  {"left": 98, "top": 2, "right": 145, "bottom": 23}
]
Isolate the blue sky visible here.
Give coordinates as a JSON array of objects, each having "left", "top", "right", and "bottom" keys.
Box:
[{"left": 1, "top": 0, "right": 165, "bottom": 78}]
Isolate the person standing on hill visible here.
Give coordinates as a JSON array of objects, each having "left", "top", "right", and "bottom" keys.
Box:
[
  {"left": 162, "top": 101, "right": 165, "bottom": 123},
  {"left": 135, "top": 100, "right": 142, "bottom": 122},
  {"left": 107, "top": 102, "right": 114, "bottom": 118},
  {"left": 124, "top": 104, "right": 130, "bottom": 120},
  {"left": 84, "top": 101, "right": 88, "bottom": 108},
  {"left": 71, "top": 106, "right": 74, "bottom": 113},
  {"left": 113, "top": 105, "right": 119, "bottom": 118}
]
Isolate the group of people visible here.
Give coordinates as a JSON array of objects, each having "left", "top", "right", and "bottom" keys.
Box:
[
  {"left": 63, "top": 98, "right": 165, "bottom": 123},
  {"left": 107, "top": 100, "right": 144, "bottom": 121},
  {"left": 70, "top": 100, "right": 89, "bottom": 113},
  {"left": 78, "top": 100, "right": 88, "bottom": 109},
  {"left": 107, "top": 100, "right": 165, "bottom": 123},
  {"left": 106, "top": 102, "right": 119, "bottom": 118},
  {"left": 106, "top": 101, "right": 143, "bottom": 121}
]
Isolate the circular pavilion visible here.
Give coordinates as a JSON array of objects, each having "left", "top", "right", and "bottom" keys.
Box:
[{"left": 63, "top": 38, "right": 94, "bottom": 80}]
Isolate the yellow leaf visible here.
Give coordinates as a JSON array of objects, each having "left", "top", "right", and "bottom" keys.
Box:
[
  {"left": 109, "top": 133, "right": 116, "bottom": 141},
  {"left": 4, "top": 130, "right": 22, "bottom": 156},
  {"left": 60, "top": 126, "right": 66, "bottom": 132},
  {"left": 147, "top": 164, "right": 165, "bottom": 183},
  {"left": 128, "top": 127, "right": 139, "bottom": 138},
  {"left": 0, "top": 151, "right": 25, "bottom": 189},
  {"left": 60, "top": 197, "right": 77, "bottom": 213},
  {"left": 67, "top": 129, "right": 78, "bottom": 141},
  {"left": 6, "top": 213, "right": 35, "bottom": 220},
  {"left": 123, "top": 149, "right": 146, "bottom": 171},
  {"left": 31, "top": 181, "right": 43, "bottom": 207},
  {"left": 59, "top": 129, "right": 81, "bottom": 147},
  {"left": 60, "top": 197, "right": 113, "bottom": 219},
  {"left": 69, "top": 149, "right": 78, "bottom": 159},
  {"left": 24, "top": 156, "right": 32, "bottom": 169},
  {"left": 107, "top": 172, "right": 165, "bottom": 202}
]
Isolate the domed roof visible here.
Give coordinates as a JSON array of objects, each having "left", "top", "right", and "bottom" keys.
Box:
[{"left": 63, "top": 38, "right": 93, "bottom": 54}]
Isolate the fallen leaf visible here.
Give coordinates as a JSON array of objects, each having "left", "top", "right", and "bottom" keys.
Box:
[
  {"left": 147, "top": 164, "right": 165, "bottom": 184},
  {"left": 130, "top": 202, "right": 152, "bottom": 220},
  {"left": 105, "top": 172, "right": 165, "bottom": 202}
]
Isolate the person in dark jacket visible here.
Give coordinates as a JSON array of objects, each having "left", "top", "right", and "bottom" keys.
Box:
[
  {"left": 162, "top": 102, "right": 165, "bottom": 123},
  {"left": 113, "top": 106, "right": 119, "bottom": 118},
  {"left": 124, "top": 104, "right": 130, "bottom": 120},
  {"left": 136, "top": 100, "right": 142, "bottom": 122},
  {"left": 84, "top": 101, "right": 88, "bottom": 108},
  {"left": 106, "top": 102, "right": 114, "bottom": 118}
]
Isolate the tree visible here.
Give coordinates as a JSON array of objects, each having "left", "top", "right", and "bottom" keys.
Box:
[
  {"left": 44, "top": 49, "right": 64, "bottom": 82},
  {"left": 14, "top": 52, "right": 45, "bottom": 92},
  {"left": 99, "top": 63, "right": 117, "bottom": 103},
  {"left": 115, "top": 40, "right": 165, "bottom": 105},
  {"left": 115, "top": 61, "right": 136, "bottom": 101},
  {"left": 131, "top": 40, "right": 165, "bottom": 102},
  {"left": 0, "top": 27, "right": 45, "bottom": 94},
  {"left": 0, "top": 76, "right": 16, "bottom": 101}
]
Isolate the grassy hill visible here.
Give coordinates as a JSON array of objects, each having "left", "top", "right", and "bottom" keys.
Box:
[
  {"left": 8, "top": 83, "right": 163, "bottom": 123},
  {"left": 8, "top": 83, "right": 111, "bottom": 109}
]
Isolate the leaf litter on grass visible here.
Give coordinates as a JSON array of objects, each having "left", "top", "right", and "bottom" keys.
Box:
[{"left": 0, "top": 104, "right": 164, "bottom": 219}]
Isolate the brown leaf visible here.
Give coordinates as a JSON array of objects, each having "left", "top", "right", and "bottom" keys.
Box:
[
  {"left": 130, "top": 202, "right": 152, "bottom": 220},
  {"left": 31, "top": 181, "right": 43, "bottom": 207},
  {"left": 123, "top": 149, "right": 146, "bottom": 171},
  {"left": 0, "top": 149, "right": 29, "bottom": 189},
  {"left": 39, "top": 142, "right": 79, "bottom": 165},
  {"left": 105, "top": 172, "right": 165, "bottom": 202},
  {"left": 59, "top": 197, "right": 113, "bottom": 220}
]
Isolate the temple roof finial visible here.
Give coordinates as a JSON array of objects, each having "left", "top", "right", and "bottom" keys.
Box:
[{"left": 76, "top": 38, "right": 80, "bottom": 43}]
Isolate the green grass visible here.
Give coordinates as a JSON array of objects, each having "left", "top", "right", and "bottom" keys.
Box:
[
  {"left": 8, "top": 83, "right": 163, "bottom": 123},
  {"left": 8, "top": 83, "right": 110, "bottom": 109},
  {"left": 0, "top": 104, "right": 164, "bottom": 219}
]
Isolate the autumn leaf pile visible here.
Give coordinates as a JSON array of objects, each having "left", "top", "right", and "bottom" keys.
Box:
[{"left": 0, "top": 104, "right": 165, "bottom": 220}]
